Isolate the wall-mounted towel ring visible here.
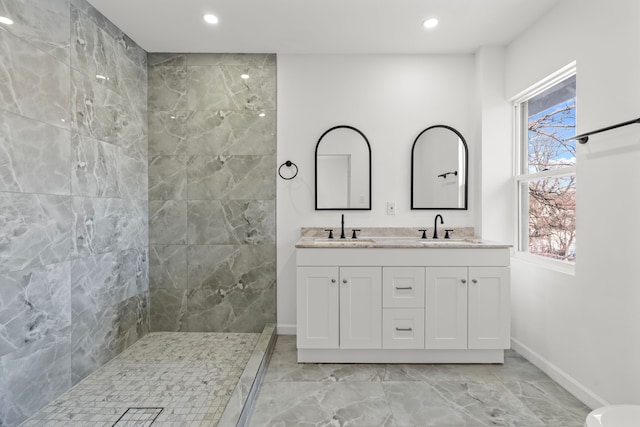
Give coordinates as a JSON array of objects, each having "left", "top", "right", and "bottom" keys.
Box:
[{"left": 278, "top": 160, "right": 298, "bottom": 180}]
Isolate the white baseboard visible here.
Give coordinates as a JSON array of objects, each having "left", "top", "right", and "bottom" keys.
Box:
[
  {"left": 276, "top": 324, "right": 296, "bottom": 335},
  {"left": 511, "top": 338, "right": 607, "bottom": 410}
]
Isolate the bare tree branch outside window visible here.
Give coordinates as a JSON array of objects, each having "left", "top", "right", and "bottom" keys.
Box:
[{"left": 526, "top": 99, "right": 576, "bottom": 261}]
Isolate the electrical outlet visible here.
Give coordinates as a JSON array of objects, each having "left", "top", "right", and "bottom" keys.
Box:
[{"left": 387, "top": 201, "right": 396, "bottom": 215}]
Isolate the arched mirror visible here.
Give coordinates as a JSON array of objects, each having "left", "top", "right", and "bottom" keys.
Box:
[
  {"left": 315, "top": 125, "right": 371, "bottom": 210},
  {"left": 411, "top": 125, "right": 468, "bottom": 210}
]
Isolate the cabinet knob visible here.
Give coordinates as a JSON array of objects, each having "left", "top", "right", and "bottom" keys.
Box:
[
  {"left": 472, "top": 279, "right": 478, "bottom": 284},
  {"left": 342, "top": 279, "right": 348, "bottom": 284},
  {"left": 331, "top": 279, "right": 336, "bottom": 283},
  {"left": 461, "top": 279, "right": 467, "bottom": 284}
]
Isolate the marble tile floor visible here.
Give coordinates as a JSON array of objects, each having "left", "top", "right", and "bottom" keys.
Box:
[
  {"left": 22, "top": 332, "right": 260, "bottom": 427},
  {"left": 247, "top": 336, "right": 592, "bottom": 427}
]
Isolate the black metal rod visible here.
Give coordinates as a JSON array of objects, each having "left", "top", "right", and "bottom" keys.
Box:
[{"left": 566, "top": 117, "right": 640, "bottom": 144}]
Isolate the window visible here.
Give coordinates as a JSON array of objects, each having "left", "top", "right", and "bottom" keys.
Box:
[{"left": 514, "top": 67, "right": 576, "bottom": 264}]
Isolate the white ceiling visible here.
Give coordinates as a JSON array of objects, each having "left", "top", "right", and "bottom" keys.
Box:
[{"left": 87, "top": 0, "right": 560, "bottom": 54}]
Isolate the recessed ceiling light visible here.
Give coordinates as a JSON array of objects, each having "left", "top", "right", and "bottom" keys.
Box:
[
  {"left": 422, "top": 17, "right": 439, "bottom": 29},
  {"left": 258, "top": 112, "right": 266, "bottom": 117},
  {"left": 0, "top": 16, "right": 14, "bottom": 25},
  {"left": 240, "top": 74, "right": 250, "bottom": 80},
  {"left": 96, "top": 74, "right": 108, "bottom": 80},
  {"left": 203, "top": 14, "right": 219, "bottom": 24}
]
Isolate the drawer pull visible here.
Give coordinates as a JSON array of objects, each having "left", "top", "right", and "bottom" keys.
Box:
[
  {"left": 395, "top": 327, "right": 413, "bottom": 332},
  {"left": 395, "top": 286, "right": 413, "bottom": 290}
]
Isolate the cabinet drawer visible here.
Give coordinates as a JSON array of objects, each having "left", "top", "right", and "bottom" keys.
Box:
[
  {"left": 383, "top": 267, "right": 425, "bottom": 308},
  {"left": 382, "top": 308, "right": 425, "bottom": 349}
]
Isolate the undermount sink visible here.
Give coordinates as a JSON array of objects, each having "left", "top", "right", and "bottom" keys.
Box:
[
  {"left": 313, "top": 238, "right": 375, "bottom": 246},
  {"left": 419, "top": 239, "right": 469, "bottom": 245}
]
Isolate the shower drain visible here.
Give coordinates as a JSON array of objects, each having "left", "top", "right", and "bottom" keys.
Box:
[{"left": 112, "top": 407, "right": 164, "bottom": 426}]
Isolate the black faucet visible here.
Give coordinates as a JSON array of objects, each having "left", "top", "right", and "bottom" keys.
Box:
[
  {"left": 340, "top": 214, "right": 346, "bottom": 239},
  {"left": 433, "top": 214, "right": 444, "bottom": 239}
]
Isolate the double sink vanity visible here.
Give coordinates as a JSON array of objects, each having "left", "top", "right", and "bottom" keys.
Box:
[{"left": 295, "top": 227, "right": 511, "bottom": 364}]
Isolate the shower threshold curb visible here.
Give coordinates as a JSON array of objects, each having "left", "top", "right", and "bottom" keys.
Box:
[{"left": 214, "top": 323, "right": 277, "bottom": 427}]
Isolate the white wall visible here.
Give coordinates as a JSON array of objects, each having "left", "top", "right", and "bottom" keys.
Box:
[
  {"left": 277, "top": 54, "right": 477, "bottom": 333},
  {"left": 502, "top": 0, "right": 640, "bottom": 406}
]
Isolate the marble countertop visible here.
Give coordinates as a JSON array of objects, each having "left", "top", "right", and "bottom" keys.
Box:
[{"left": 295, "top": 232, "right": 512, "bottom": 249}]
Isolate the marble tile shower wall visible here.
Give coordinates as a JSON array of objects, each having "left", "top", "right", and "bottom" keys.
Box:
[
  {"left": 0, "top": 0, "right": 149, "bottom": 425},
  {"left": 147, "top": 53, "right": 276, "bottom": 333}
]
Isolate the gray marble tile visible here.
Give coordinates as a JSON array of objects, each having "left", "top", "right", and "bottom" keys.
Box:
[
  {"left": 187, "top": 65, "right": 276, "bottom": 112},
  {"left": 383, "top": 363, "right": 497, "bottom": 384},
  {"left": 148, "top": 110, "right": 192, "bottom": 156},
  {"left": 0, "top": 262, "right": 71, "bottom": 357},
  {"left": 185, "top": 244, "right": 275, "bottom": 332},
  {"left": 116, "top": 103, "right": 148, "bottom": 162},
  {"left": 187, "top": 244, "right": 275, "bottom": 291},
  {"left": 148, "top": 53, "right": 186, "bottom": 67},
  {"left": 187, "top": 53, "right": 275, "bottom": 67},
  {"left": 118, "top": 247, "right": 148, "bottom": 301},
  {"left": 149, "top": 245, "right": 187, "bottom": 290},
  {"left": 0, "top": 0, "right": 70, "bottom": 63},
  {"left": 187, "top": 200, "right": 275, "bottom": 245},
  {"left": 504, "top": 380, "right": 591, "bottom": 426},
  {"left": 71, "top": 4, "right": 122, "bottom": 95},
  {"left": 383, "top": 381, "right": 475, "bottom": 426},
  {"left": 70, "top": 251, "right": 125, "bottom": 319},
  {"left": 0, "top": 109, "right": 71, "bottom": 195},
  {"left": 187, "top": 109, "right": 276, "bottom": 156},
  {"left": 71, "top": 1, "right": 147, "bottom": 90},
  {"left": 149, "top": 200, "right": 187, "bottom": 244},
  {"left": 430, "top": 380, "right": 545, "bottom": 426},
  {"left": 187, "top": 155, "right": 275, "bottom": 200},
  {"left": 71, "top": 292, "right": 148, "bottom": 384},
  {"left": 248, "top": 382, "right": 395, "bottom": 427},
  {"left": 0, "top": 193, "right": 72, "bottom": 273},
  {"left": 489, "top": 354, "right": 553, "bottom": 383},
  {"left": 184, "top": 110, "right": 270, "bottom": 156},
  {"left": 0, "top": 28, "right": 71, "bottom": 128},
  {"left": 71, "top": 68, "right": 124, "bottom": 145},
  {"left": 148, "top": 65, "right": 188, "bottom": 111},
  {"left": 118, "top": 199, "right": 148, "bottom": 253},
  {"left": 149, "top": 288, "right": 188, "bottom": 332},
  {"left": 71, "top": 197, "right": 123, "bottom": 258},
  {"left": 148, "top": 154, "right": 187, "bottom": 200},
  {"left": 264, "top": 336, "right": 386, "bottom": 384},
  {"left": 70, "top": 132, "right": 121, "bottom": 197},
  {"left": 117, "top": 150, "right": 148, "bottom": 200},
  {"left": 0, "top": 331, "right": 71, "bottom": 427}
]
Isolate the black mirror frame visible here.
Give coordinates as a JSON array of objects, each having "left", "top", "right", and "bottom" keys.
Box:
[
  {"left": 315, "top": 125, "right": 372, "bottom": 211},
  {"left": 410, "top": 124, "right": 469, "bottom": 210}
]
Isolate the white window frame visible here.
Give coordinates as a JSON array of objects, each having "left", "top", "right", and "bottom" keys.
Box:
[{"left": 512, "top": 63, "right": 577, "bottom": 275}]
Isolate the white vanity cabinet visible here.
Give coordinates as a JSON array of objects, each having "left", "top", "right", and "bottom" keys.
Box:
[
  {"left": 425, "top": 266, "right": 510, "bottom": 350},
  {"left": 296, "top": 245, "right": 511, "bottom": 363},
  {"left": 297, "top": 266, "right": 381, "bottom": 350}
]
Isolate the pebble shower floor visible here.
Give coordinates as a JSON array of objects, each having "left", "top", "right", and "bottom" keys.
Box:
[{"left": 22, "top": 332, "right": 260, "bottom": 426}]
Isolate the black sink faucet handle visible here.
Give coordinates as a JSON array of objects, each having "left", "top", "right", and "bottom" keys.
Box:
[
  {"left": 419, "top": 229, "right": 428, "bottom": 239},
  {"left": 324, "top": 229, "right": 334, "bottom": 239},
  {"left": 444, "top": 229, "right": 454, "bottom": 239},
  {"left": 351, "top": 229, "right": 361, "bottom": 239}
]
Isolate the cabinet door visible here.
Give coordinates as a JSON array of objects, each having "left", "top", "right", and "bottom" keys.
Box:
[
  {"left": 382, "top": 267, "right": 425, "bottom": 308},
  {"left": 468, "top": 267, "right": 511, "bottom": 349},
  {"left": 340, "top": 266, "right": 382, "bottom": 349},
  {"left": 297, "top": 266, "right": 339, "bottom": 349},
  {"left": 425, "top": 266, "right": 468, "bottom": 349}
]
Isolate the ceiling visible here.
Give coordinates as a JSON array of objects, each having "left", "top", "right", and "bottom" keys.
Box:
[{"left": 87, "top": 0, "right": 560, "bottom": 54}]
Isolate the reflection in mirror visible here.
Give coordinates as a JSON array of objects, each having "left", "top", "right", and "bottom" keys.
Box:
[
  {"left": 411, "top": 125, "right": 468, "bottom": 210},
  {"left": 316, "top": 125, "right": 371, "bottom": 210}
]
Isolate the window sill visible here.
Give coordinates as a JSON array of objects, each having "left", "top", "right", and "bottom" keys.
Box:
[{"left": 513, "top": 251, "right": 576, "bottom": 276}]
